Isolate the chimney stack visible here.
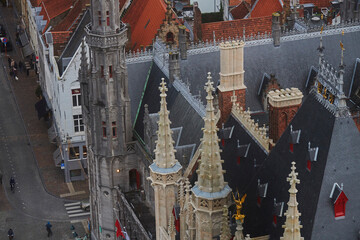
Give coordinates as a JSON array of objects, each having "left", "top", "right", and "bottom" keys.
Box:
[
  {"left": 268, "top": 88, "right": 303, "bottom": 143},
  {"left": 218, "top": 40, "right": 246, "bottom": 125},
  {"left": 272, "top": 12, "right": 281, "bottom": 47},
  {"left": 178, "top": 25, "right": 187, "bottom": 60},
  {"left": 169, "top": 51, "right": 180, "bottom": 83}
]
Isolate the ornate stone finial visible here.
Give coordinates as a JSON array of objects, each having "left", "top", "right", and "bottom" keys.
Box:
[
  {"left": 220, "top": 205, "right": 232, "bottom": 240},
  {"left": 195, "top": 72, "right": 227, "bottom": 193},
  {"left": 280, "top": 162, "right": 304, "bottom": 240},
  {"left": 153, "top": 78, "right": 178, "bottom": 168}
]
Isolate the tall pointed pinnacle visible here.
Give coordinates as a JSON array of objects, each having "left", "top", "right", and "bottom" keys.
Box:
[
  {"left": 196, "top": 72, "right": 227, "bottom": 193},
  {"left": 281, "top": 162, "right": 304, "bottom": 240},
  {"left": 318, "top": 21, "right": 324, "bottom": 66},
  {"left": 220, "top": 205, "right": 232, "bottom": 240},
  {"left": 337, "top": 30, "right": 347, "bottom": 111},
  {"left": 154, "top": 78, "right": 178, "bottom": 168}
]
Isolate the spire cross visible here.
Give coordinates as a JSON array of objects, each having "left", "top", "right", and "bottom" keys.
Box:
[
  {"left": 205, "top": 72, "right": 214, "bottom": 98},
  {"left": 287, "top": 162, "right": 300, "bottom": 186},
  {"left": 159, "top": 78, "right": 168, "bottom": 98}
]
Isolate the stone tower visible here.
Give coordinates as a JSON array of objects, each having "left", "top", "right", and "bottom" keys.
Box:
[
  {"left": 218, "top": 40, "right": 246, "bottom": 125},
  {"left": 82, "top": 0, "right": 132, "bottom": 238},
  {"left": 148, "top": 79, "right": 182, "bottom": 240},
  {"left": 280, "top": 162, "right": 304, "bottom": 240},
  {"left": 191, "top": 73, "right": 232, "bottom": 239}
]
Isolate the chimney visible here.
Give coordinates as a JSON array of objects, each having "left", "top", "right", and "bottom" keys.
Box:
[
  {"left": 178, "top": 25, "right": 187, "bottom": 60},
  {"left": 272, "top": 12, "right": 281, "bottom": 47},
  {"left": 168, "top": 51, "right": 180, "bottom": 83},
  {"left": 268, "top": 88, "right": 303, "bottom": 143},
  {"left": 218, "top": 40, "right": 246, "bottom": 125}
]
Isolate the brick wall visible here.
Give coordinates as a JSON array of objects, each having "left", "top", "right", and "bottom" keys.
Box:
[
  {"left": 269, "top": 104, "right": 300, "bottom": 143},
  {"left": 201, "top": 16, "right": 272, "bottom": 42},
  {"left": 218, "top": 88, "right": 246, "bottom": 125}
]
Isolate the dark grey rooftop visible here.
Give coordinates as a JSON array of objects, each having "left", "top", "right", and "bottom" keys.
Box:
[
  {"left": 180, "top": 30, "right": 360, "bottom": 111},
  {"left": 240, "top": 92, "right": 360, "bottom": 239}
]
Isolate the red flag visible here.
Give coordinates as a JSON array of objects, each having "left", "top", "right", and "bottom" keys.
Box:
[{"left": 115, "top": 219, "right": 125, "bottom": 238}]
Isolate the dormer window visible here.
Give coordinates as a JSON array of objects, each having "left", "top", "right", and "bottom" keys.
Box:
[
  {"left": 257, "top": 179, "right": 268, "bottom": 207},
  {"left": 289, "top": 125, "right": 301, "bottom": 153},
  {"left": 236, "top": 140, "right": 250, "bottom": 165},
  {"left": 218, "top": 124, "right": 234, "bottom": 148},
  {"left": 330, "top": 183, "right": 348, "bottom": 220},
  {"left": 307, "top": 142, "right": 319, "bottom": 171},
  {"left": 273, "top": 199, "right": 284, "bottom": 226}
]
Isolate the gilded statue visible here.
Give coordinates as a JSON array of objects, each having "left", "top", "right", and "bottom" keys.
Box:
[{"left": 232, "top": 191, "right": 247, "bottom": 223}]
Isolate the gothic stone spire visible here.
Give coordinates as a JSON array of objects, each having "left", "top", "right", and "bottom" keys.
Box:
[
  {"left": 196, "top": 72, "right": 227, "bottom": 193},
  {"left": 281, "top": 162, "right": 304, "bottom": 240},
  {"left": 154, "top": 78, "right": 178, "bottom": 168}
]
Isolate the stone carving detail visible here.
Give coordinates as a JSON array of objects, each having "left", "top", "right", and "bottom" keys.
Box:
[
  {"left": 232, "top": 105, "right": 274, "bottom": 152},
  {"left": 200, "top": 199, "right": 209, "bottom": 208}
]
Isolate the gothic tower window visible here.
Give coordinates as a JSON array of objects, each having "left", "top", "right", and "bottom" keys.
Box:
[
  {"left": 109, "top": 65, "right": 112, "bottom": 78},
  {"left": 102, "top": 121, "right": 107, "bottom": 137},
  {"left": 101, "top": 65, "right": 104, "bottom": 77},
  {"left": 106, "top": 11, "right": 110, "bottom": 26},
  {"left": 112, "top": 121, "right": 117, "bottom": 137},
  {"left": 98, "top": 11, "right": 102, "bottom": 25}
]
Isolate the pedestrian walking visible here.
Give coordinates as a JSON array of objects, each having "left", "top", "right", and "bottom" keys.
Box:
[
  {"left": 18, "top": 61, "right": 23, "bottom": 72},
  {"left": 46, "top": 222, "right": 52, "bottom": 237},
  {"left": 8, "top": 57, "right": 11, "bottom": 68},
  {"left": 14, "top": 61, "right": 17, "bottom": 69},
  {"left": 10, "top": 59, "right": 14, "bottom": 68},
  {"left": 7, "top": 228, "right": 14, "bottom": 240}
]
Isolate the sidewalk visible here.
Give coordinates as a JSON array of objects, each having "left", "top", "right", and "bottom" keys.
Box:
[{"left": 0, "top": 5, "right": 89, "bottom": 201}]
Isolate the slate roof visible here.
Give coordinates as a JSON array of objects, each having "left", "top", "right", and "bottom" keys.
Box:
[
  {"left": 122, "top": 0, "right": 167, "bottom": 50},
  {"left": 180, "top": 30, "right": 360, "bottom": 111},
  {"left": 133, "top": 62, "right": 204, "bottom": 156},
  {"left": 236, "top": 92, "right": 360, "bottom": 239},
  {"left": 349, "top": 58, "right": 360, "bottom": 108}
]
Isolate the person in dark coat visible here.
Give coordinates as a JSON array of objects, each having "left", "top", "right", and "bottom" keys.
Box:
[
  {"left": 14, "top": 61, "right": 17, "bottom": 69},
  {"left": 18, "top": 61, "right": 23, "bottom": 72},
  {"left": 8, "top": 57, "right": 11, "bottom": 68},
  {"left": 7, "top": 228, "right": 14, "bottom": 240},
  {"left": 46, "top": 222, "right": 52, "bottom": 237}
]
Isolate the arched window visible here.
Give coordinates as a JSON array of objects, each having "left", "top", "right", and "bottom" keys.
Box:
[{"left": 166, "top": 32, "right": 174, "bottom": 42}]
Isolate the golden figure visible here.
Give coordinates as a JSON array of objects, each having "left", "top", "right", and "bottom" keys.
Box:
[{"left": 232, "top": 191, "right": 247, "bottom": 223}]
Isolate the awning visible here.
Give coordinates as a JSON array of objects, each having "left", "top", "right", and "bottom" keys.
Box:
[
  {"left": 22, "top": 43, "right": 34, "bottom": 57},
  {"left": 53, "top": 147, "right": 63, "bottom": 167},
  {"left": 19, "top": 32, "right": 29, "bottom": 46},
  {"left": 47, "top": 124, "right": 59, "bottom": 144}
]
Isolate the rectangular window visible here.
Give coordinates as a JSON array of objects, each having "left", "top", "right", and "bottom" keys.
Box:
[
  {"left": 69, "top": 146, "right": 80, "bottom": 160},
  {"left": 102, "top": 121, "right": 107, "bottom": 137},
  {"left": 74, "top": 115, "right": 84, "bottom": 132},
  {"left": 98, "top": 11, "right": 101, "bottom": 25},
  {"left": 83, "top": 146, "right": 87, "bottom": 158},
  {"left": 109, "top": 65, "right": 112, "bottom": 78},
  {"left": 112, "top": 121, "right": 117, "bottom": 137},
  {"left": 72, "top": 89, "right": 81, "bottom": 107},
  {"left": 106, "top": 11, "right": 110, "bottom": 26},
  {"left": 101, "top": 65, "right": 104, "bottom": 77}
]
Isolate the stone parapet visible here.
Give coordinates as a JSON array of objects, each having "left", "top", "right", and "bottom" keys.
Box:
[
  {"left": 268, "top": 88, "right": 303, "bottom": 108},
  {"left": 231, "top": 104, "right": 274, "bottom": 153}
]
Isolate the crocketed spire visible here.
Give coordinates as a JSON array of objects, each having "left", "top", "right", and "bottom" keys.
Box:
[
  {"left": 153, "top": 78, "right": 178, "bottom": 168},
  {"left": 281, "top": 162, "right": 304, "bottom": 240},
  {"left": 196, "top": 72, "right": 227, "bottom": 193}
]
